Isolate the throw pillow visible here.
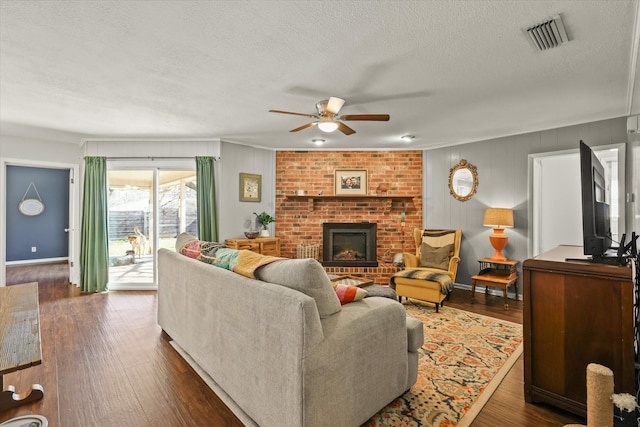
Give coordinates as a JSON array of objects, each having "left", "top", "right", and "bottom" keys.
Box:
[
  {"left": 332, "top": 283, "right": 368, "bottom": 305},
  {"left": 256, "top": 258, "right": 342, "bottom": 318},
  {"left": 420, "top": 242, "right": 453, "bottom": 270},
  {"left": 176, "top": 233, "right": 201, "bottom": 258},
  {"left": 176, "top": 232, "right": 199, "bottom": 253},
  {"left": 421, "top": 229, "right": 456, "bottom": 247}
]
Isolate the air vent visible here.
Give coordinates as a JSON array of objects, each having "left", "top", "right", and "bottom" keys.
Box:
[{"left": 526, "top": 15, "right": 569, "bottom": 51}]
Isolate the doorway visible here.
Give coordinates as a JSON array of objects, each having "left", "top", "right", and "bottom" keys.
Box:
[
  {"left": 1, "top": 158, "right": 79, "bottom": 287},
  {"left": 530, "top": 144, "right": 625, "bottom": 257},
  {"left": 107, "top": 167, "right": 197, "bottom": 290}
]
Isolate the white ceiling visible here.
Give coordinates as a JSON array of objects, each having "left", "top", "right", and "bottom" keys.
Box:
[{"left": 1, "top": 1, "right": 639, "bottom": 150}]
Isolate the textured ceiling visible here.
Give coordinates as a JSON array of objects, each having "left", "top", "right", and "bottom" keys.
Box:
[{"left": 1, "top": 1, "right": 639, "bottom": 150}]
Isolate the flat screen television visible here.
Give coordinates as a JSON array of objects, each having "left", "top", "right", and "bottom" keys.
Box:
[{"left": 579, "top": 140, "right": 613, "bottom": 261}]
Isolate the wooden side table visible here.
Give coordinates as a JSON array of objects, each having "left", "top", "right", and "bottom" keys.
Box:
[
  {"left": 225, "top": 237, "right": 281, "bottom": 257},
  {"left": 471, "top": 258, "right": 518, "bottom": 310}
]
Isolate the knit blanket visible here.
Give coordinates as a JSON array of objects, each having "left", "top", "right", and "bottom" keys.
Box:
[
  {"left": 389, "top": 269, "right": 453, "bottom": 295},
  {"left": 179, "top": 239, "right": 284, "bottom": 279}
]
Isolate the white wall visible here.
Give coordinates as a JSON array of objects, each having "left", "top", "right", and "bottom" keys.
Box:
[
  {"left": 218, "top": 141, "right": 276, "bottom": 241},
  {"left": 1, "top": 134, "right": 84, "bottom": 163},
  {"left": 627, "top": 138, "right": 640, "bottom": 236}
]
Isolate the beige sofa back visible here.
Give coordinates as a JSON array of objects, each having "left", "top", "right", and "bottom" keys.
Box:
[{"left": 158, "top": 249, "right": 324, "bottom": 425}]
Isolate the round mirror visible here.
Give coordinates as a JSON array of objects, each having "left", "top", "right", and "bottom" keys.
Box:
[{"left": 449, "top": 160, "right": 478, "bottom": 201}]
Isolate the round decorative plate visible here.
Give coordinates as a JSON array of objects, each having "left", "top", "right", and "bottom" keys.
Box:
[{"left": 19, "top": 198, "right": 45, "bottom": 216}]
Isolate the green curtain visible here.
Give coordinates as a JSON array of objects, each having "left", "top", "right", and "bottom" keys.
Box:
[
  {"left": 196, "top": 156, "right": 218, "bottom": 241},
  {"left": 80, "top": 157, "right": 109, "bottom": 293}
]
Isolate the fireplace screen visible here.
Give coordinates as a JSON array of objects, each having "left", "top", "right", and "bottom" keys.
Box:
[{"left": 322, "top": 222, "right": 378, "bottom": 267}]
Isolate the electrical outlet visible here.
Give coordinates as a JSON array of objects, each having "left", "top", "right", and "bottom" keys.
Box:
[{"left": 31, "top": 247, "right": 36, "bottom": 252}]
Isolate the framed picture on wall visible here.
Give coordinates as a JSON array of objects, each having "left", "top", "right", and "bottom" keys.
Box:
[
  {"left": 334, "top": 169, "right": 367, "bottom": 195},
  {"left": 239, "top": 173, "right": 261, "bottom": 202}
]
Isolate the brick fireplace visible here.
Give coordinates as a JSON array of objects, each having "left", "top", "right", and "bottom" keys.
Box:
[{"left": 275, "top": 150, "right": 423, "bottom": 284}]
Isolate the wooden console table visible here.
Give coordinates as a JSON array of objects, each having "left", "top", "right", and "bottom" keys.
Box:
[
  {"left": 0, "top": 282, "right": 44, "bottom": 411},
  {"left": 471, "top": 258, "right": 518, "bottom": 310},
  {"left": 225, "top": 237, "right": 281, "bottom": 257},
  {"left": 522, "top": 245, "right": 634, "bottom": 417}
]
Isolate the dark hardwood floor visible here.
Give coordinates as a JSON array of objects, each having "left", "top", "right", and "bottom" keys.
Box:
[{"left": 1, "top": 263, "right": 584, "bottom": 426}]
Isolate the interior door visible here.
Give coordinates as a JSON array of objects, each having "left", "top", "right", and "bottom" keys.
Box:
[{"left": 68, "top": 166, "right": 80, "bottom": 285}]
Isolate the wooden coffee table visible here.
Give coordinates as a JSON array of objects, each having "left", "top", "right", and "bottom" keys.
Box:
[{"left": 0, "top": 282, "right": 44, "bottom": 411}]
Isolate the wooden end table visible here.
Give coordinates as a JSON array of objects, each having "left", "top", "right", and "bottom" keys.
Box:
[
  {"left": 0, "top": 283, "right": 44, "bottom": 411},
  {"left": 471, "top": 258, "right": 518, "bottom": 310}
]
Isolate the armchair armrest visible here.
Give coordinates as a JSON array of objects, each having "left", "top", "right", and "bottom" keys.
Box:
[
  {"left": 448, "top": 255, "right": 460, "bottom": 281},
  {"left": 402, "top": 253, "right": 419, "bottom": 268}
]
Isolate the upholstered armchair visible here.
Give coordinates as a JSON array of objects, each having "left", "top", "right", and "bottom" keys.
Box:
[{"left": 390, "top": 229, "right": 462, "bottom": 312}]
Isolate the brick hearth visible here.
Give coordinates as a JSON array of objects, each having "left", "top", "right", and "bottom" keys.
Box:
[{"left": 275, "top": 150, "right": 422, "bottom": 284}]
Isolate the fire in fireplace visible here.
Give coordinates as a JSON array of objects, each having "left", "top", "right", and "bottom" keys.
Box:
[{"left": 322, "top": 222, "right": 378, "bottom": 267}]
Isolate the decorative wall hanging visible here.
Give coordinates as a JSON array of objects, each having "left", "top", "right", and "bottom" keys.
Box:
[
  {"left": 449, "top": 160, "right": 478, "bottom": 201},
  {"left": 239, "top": 173, "right": 261, "bottom": 202},
  {"left": 18, "top": 182, "right": 45, "bottom": 216}
]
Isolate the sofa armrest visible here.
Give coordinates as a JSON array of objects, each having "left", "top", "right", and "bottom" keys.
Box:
[
  {"left": 304, "top": 298, "right": 410, "bottom": 426},
  {"left": 405, "top": 315, "right": 424, "bottom": 352}
]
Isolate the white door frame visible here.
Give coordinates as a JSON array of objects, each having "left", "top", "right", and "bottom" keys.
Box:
[{"left": 0, "top": 157, "right": 80, "bottom": 286}]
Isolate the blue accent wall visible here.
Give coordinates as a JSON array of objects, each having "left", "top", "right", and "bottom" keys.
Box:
[{"left": 6, "top": 165, "right": 70, "bottom": 261}]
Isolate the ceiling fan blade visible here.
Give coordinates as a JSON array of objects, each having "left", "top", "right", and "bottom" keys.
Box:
[
  {"left": 336, "top": 122, "right": 356, "bottom": 135},
  {"left": 340, "top": 114, "right": 390, "bottom": 121},
  {"left": 269, "top": 109, "right": 317, "bottom": 118},
  {"left": 290, "top": 122, "right": 317, "bottom": 132},
  {"left": 325, "top": 97, "right": 345, "bottom": 115}
]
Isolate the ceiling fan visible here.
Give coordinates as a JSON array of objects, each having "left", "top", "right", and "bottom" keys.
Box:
[{"left": 269, "top": 97, "right": 390, "bottom": 135}]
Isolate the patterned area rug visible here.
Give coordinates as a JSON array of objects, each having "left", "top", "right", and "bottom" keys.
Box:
[{"left": 364, "top": 302, "right": 523, "bottom": 427}]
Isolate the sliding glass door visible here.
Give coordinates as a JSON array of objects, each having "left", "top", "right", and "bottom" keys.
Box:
[{"left": 107, "top": 166, "right": 196, "bottom": 289}]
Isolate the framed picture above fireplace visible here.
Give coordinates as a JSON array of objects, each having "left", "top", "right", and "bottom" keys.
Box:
[{"left": 334, "top": 169, "right": 367, "bottom": 195}]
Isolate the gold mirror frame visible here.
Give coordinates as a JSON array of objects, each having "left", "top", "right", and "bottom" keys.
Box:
[{"left": 448, "top": 160, "right": 478, "bottom": 202}]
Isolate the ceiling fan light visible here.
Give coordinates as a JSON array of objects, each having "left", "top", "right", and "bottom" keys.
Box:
[{"left": 318, "top": 120, "right": 338, "bottom": 133}]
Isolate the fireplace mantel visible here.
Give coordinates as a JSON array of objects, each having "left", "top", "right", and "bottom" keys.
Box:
[{"left": 284, "top": 194, "right": 414, "bottom": 212}]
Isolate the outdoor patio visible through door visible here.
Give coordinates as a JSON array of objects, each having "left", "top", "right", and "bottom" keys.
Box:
[{"left": 107, "top": 168, "right": 196, "bottom": 289}]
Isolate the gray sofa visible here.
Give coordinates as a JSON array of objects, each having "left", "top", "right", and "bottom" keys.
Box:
[{"left": 158, "top": 242, "right": 423, "bottom": 427}]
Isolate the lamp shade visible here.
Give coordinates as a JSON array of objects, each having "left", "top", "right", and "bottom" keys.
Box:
[{"left": 483, "top": 208, "right": 514, "bottom": 228}]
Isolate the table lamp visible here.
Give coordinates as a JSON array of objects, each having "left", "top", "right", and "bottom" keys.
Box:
[{"left": 483, "top": 208, "right": 514, "bottom": 261}]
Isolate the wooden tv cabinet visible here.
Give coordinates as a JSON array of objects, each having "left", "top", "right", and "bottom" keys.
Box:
[{"left": 522, "top": 245, "right": 635, "bottom": 417}]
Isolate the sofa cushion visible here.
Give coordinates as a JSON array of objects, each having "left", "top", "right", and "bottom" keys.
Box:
[
  {"left": 420, "top": 242, "right": 453, "bottom": 270},
  {"left": 256, "top": 258, "right": 342, "bottom": 318},
  {"left": 332, "top": 283, "right": 368, "bottom": 305}
]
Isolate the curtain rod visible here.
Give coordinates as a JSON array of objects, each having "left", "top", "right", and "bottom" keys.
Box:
[{"left": 102, "top": 156, "right": 220, "bottom": 161}]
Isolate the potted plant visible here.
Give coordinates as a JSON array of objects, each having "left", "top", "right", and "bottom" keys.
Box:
[{"left": 254, "top": 211, "right": 275, "bottom": 237}]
